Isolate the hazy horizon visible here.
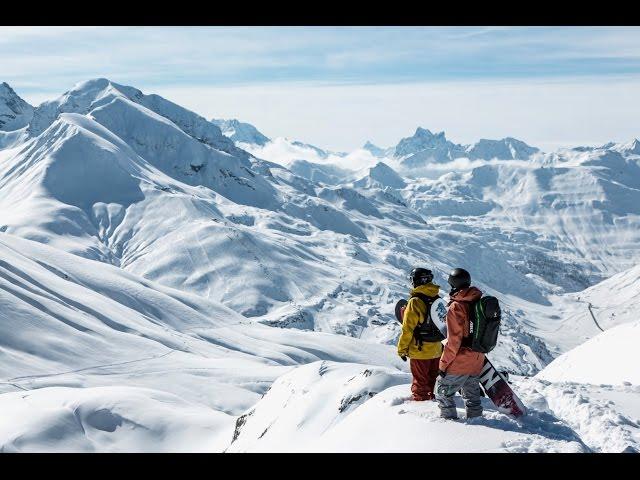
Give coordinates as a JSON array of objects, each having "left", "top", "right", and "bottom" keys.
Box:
[{"left": 3, "top": 26, "right": 640, "bottom": 152}]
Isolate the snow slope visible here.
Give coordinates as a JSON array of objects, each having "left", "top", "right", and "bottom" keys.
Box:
[
  {"left": 211, "top": 118, "right": 270, "bottom": 146},
  {"left": 229, "top": 359, "right": 640, "bottom": 453},
  {"left": 536, "top": 320, "right": 640, "bottom": 385},
  {"left": 0, "top": 232, "right": 406, "bottom": 451},
  {"left": 570, "top": 263, "right": 640, "bottom": 330},
  {"left": 0, "top": 80, "right": 556, "bottom": 377},
  {"left": 404, "top": 152, "right": 640, "bottom": 290},
  {"left": 231, "top": 360, "right": 640, "bottom": 453},
  {"left": 0, "top": 82, "right": 33, "bottom": 131},
  {"left": 0, "top": 386, "right": 234, "bottom": 452},
  {"left": 466, "top": 137, "right": 539, "bottom": 161},
  {"left": 1, "top": 78, "right": 640, "bottom": 452}
]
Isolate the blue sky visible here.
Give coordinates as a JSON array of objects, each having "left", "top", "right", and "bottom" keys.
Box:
[{"left": 2, "top": 26, "right": 640, "bottom": 151}]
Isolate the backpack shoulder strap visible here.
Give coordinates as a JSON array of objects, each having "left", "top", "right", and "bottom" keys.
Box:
[
  {"left": 410, "top": 292, "right": 438, "bottom": 307},
  {"left": 461, "top": 297, "right": 481, "bottom": 347},
  {"left": 409, "top": 292, "right": 439, "bottom": 321},
  {"left": 409, "top": 293, "right": 441, "bottom": 350}
]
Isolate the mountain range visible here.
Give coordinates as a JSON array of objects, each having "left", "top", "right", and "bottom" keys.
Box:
[{"left": 1, "top": 78, "right": 639, "bottom": 452}]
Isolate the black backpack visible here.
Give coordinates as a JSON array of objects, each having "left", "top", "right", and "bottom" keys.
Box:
[
  {"left": 409, "top": 293, "right": 446, "bottom": 348},
  {"left": 462, "top": 296, "right": 501, "bottom": 353}
]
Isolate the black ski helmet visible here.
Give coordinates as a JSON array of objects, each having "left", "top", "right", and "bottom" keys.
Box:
[
  {"left": 448, "top": 268, "right": 471, "bottom": 290},
  {"left": 409, "top": 267, "right": 434, "bottom": 288}
]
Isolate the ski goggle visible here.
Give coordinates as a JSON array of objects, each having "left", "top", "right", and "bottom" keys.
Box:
[{"left": 409, "top": 271, "right": 433, "bottom": 285}]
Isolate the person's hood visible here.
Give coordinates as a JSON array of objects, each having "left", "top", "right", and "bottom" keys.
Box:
[
  {"left": 411, "top": 283, "right": 440, "bottom": 297},
  {"left": 450, "top": 286, "right": 482, "bottom": 302}
]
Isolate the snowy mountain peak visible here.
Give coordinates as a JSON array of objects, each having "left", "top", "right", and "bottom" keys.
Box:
[
  {"left": 466, "top": 137, "right": 539, "bottom": 161},
  {"left": 394, "top": 127, "right": 453, "bottom": 159},
  {"left": 64, "top": 78, "right": 142, "bottom": 106},
  {"left": 367, "top": 162, "right": 406, "bottom": 188},
  {"left": 0, "top": 81, "right": 15, "bottom": 94},
  {"left": 211, "top": 118, "right": 270, "bottom": 146},
  {"left": 0, "top": 81, "right": 34, "bottom": 131},
  {"left": 615, "top": 138, "right": 640, "bottom": 155},
  {"left": 415, "top": 126, "right": 441, "bottom": 138},
  {"left": 27, "top": 78, "right": 244, "bottom": 159},
  {"left": 362, "top": 141, "right": 386, "bottom": 157},
  {"left": 386, "top": 124, "right": 542, "bottom": 165},
  {"left": 73, "top": 77, "right": 119, "bottom": 93}
]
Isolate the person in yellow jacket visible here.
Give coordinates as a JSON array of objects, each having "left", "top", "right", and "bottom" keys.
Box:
[{"left": 398, "top": 268, "right": 443, "bottom": 401}]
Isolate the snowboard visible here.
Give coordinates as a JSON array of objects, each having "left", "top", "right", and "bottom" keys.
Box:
[{"left": 395, "top": 298, "right": 527, "bottom": 417}]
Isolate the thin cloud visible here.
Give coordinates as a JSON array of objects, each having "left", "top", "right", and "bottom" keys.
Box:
[
  {"left": 2, "top": 27, "right": 640, "bottom": 152},
  {"left": 151, "top": 75, "right": 640, "bottom": 153}
]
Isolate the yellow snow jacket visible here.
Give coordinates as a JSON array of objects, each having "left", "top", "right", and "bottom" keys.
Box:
[{"left": 397, "top": 283, "right": 444, "bottom": 360}]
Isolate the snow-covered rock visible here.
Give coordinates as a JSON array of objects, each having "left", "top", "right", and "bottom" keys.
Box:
[
  {"left": 376, "top": 127, "right": 539, "bottom": 167},
  {"left": 0, "top": 82, "right": 33, "bottom": 132},
  {"left": 609, "top": 138, "right": 640, "bottom": 157},
  {"left": 353, "top": 162, "right": 406, "bottom": 189},
  {"left": 212, "top": 118, "right": 270, "bottom": 146},
  {"left": 362, "top": 141, "right": 389, "bottom": 158},
  {"left": 466, "top": 137, "right": 539, "bottom": 161},
  {"left": 28, "top": 78, "right": 243, "bottom": 158},
  {"left": 394, "top": 127, "right": 466, "bottom": 165},
  {"left": 288, "top": 159, "right": 353, "bottom": 185}
]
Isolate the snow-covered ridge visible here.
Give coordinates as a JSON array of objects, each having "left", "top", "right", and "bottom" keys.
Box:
[
  {"left": 211, "top": 118, "right": 270, "bottom": 146},
  {"left": 0, "top": 78, "right": 560, "bottom": 375},
  {"left": 0, "top": 82, "right": 33, "bottom": 132},
  {"left": 0, "top": 233, "right": 405, "bottom": 451},
  {"left": 1, "top": 78, "right": 640, "bottom": 452},
  {"left": 383, "top": 127, "right": 540, "bottom": 166},
  {"left": 2, "top": 78, "right": 639, "bottom": 355},
  {"left": 229, "top": 359, "right": 639, "bottom": 453},
  {"left": 232, "top": 122, "right": 541, "bottom": 167},
  {"left": 27, "top": 78, "right": 243, "bottom": 159},
  {"left": 537, "top": 320, "right": 640, "bottom": 386}
]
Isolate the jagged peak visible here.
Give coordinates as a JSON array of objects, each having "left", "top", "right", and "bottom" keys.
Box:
[
  {"left": 354, "top": 160, "right": 405, "bottom": 189},
  {"left": 0, "top": 81, "right": 34, "bottom": 131},
  {"left": 0, "top": 81, "right": 30, "bottom": 104},
  {"left": 212, "top": 118, "right": 270, "bottom": 146},
  {"left": 616, "top": 138, "right": 640, "bottom": 154},
  {"left": 414, "top": 126, "right": 446, "bottom": 139},
  {"left": 370, "top": 161, "right": 395, "bottom": 172},
  {"left": 1, "top": 81, "right": 17, "bottom": 94}
]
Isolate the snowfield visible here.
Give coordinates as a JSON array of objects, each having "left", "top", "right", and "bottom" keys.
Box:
[
  {"left": 536, "top": 320, "right": 640, "bottom": 386},
  {"left": 1, "top": 78, "right": 639, "bottom": 452},
  {"left": 227, "top": 361, "right": 587, "bottom": 453}
]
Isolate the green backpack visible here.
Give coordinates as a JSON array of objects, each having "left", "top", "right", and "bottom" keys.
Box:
[{"left": 461, "top": 296, "right": 501, "bottom": 353}]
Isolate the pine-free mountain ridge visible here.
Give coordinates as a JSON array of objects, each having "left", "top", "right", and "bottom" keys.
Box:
[
  {"left": 211, "top": 119, "right": 542, "bottom": 164},
  {"left": 1, "top": 78, "right": 639, "bottom": 452}
]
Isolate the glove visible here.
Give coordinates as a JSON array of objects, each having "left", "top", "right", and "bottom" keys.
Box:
[
  {"left": 400, "top": 355, "right": 407, "bottom": 362},
  {"left": 438, "top": 370, "right": 447, "bottom": 378}
]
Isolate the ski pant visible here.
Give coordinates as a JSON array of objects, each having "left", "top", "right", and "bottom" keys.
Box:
[
  {"left": 435, "top": 373, "right": 483, "bottom": 419},
  {"left": 409, "top": 358, "right": 440, "bottom": 401}
]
